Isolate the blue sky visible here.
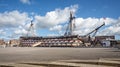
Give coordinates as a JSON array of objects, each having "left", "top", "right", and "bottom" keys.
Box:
[
  {"left": 0, "top": 0, "right": 120, "bottom": 40},
  {"left": 1, "top": 0, "right": 120, "bottom": 18}
]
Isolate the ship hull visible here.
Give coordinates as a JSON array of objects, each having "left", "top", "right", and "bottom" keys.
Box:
[{"left": 19, "top": 35, "right": 83, "bottom": 47}]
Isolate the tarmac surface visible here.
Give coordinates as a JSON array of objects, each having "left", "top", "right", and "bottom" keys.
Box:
[{"left": 0, "top": 47, "right": 120, "bottom": 67}]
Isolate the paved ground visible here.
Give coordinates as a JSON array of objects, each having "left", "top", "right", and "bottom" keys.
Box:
[{"left": 0, "top": 47, "right": 120, "bottom": 67}]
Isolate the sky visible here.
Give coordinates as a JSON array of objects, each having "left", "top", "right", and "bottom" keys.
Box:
[{"left": 0, "top": 0, "right": 120, "bottom": 40}]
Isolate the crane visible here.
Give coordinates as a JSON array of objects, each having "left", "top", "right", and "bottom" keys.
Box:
[
  {"left": 83, "top": 22, "right": 105, "bottom": 46},
  {"left": 84, "top": 22, "right": 105, "bottom": 37}
]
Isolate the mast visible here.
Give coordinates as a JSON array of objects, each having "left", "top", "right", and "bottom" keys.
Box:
[
  {"left": 65, "top": 11, "right": 75, "bottom": 36},
  {"left": 27, "top": 20, "right": 35, "bottom": 37}
]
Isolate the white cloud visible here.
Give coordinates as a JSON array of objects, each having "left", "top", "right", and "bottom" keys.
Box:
[
  {"left": 0, "top": 29, "right": 6, "bottom": 36},
  {"left": 0, "top": 5, "right": 120, "bottom": 39},
  {"left": 49, "top": 17, "right": 120, "bottom": 36},
  {"left": 33, "top": 4, "right": 120, "bottom": 37},
  {"left": 0, "top": 10, "right": 32, "bottom": 39},
  {"left": 34, "top": 5, "right": 78, "bottom": 29},
  {"left": 98, "top": 18, "right": 120, "bottom": 36},
  {"left": 0, "top": 10, "right": 30, "bottom": 28},
  {"left": 72, "top": 17, "right": 120, "bottom": 36},
  {"left": 49, "top": 25, "right": 62, "bottom": 31},
  {"left": 20, "top": 0, "right": 31, "bottom": 4},
  {"left": 14, "top": 28, "right": 27, "bottom": 35},
  {"left": 73, "top": 17, "right": 104, "bottom": 35}
]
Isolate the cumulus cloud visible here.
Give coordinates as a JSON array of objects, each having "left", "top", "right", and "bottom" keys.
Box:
[
  {"left": 14, "top": 28, "right": 27, "bottom": 35},
  {"left": 0, "top": 4, "right": 120, "bottom": 39},
  {"left": 33, "top": 4, "right": 120, "bottom": 37},
  {"left": 49, "top": 25, "right": 62, "bottom": 31},
  {"left": 99, "top": 18, "right": 120, "bottom": 35},
  {"left": 34, "top": 5, "right": 78, "bottom": 29},
  {"left": 49, "top": 17, "right": 120, "bottom": 36},
  {"left": 72, "top": 17, "right": 120, "bottom": 36},
  {"left": 0, "top": 10, "right": 30, "bottom": 28},
  {"left": 73, "top": 17, "right": 104, "bottom": 35},
  {"left": 0, "top": 29, "right": 6, "bottom": 36},
  {"left": 0, "top": 10, "right": 32, "bottom": 38},
  {"left": 20, "top": 0, "right": 31, "bottom": 4}
]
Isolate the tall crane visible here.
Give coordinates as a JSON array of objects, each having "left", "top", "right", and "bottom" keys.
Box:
[
  {"left": 84, "top": 22, "right": 105, "bottom": 37},
  {"left": 83, "top": 22, "right": 105, "bottom": 46},
  {"left": 64, "top": 11, "right": 76, "bottom": 36}
]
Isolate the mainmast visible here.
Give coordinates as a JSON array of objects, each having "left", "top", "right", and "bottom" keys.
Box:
[{"left": 65, "top": 11, "right": 75, "bottom": 36}]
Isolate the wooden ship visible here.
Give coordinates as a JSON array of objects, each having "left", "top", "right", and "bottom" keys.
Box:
[{"left": 19, "top": 12, "right": 115, "bottom": 47}]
